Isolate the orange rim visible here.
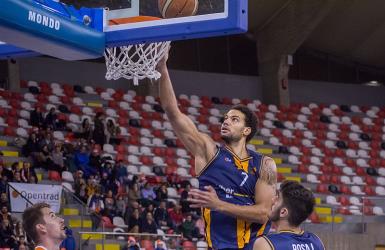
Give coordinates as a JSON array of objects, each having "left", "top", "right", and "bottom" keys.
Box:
[{"left": 109, "top": 16, "right": 162, "bottom": 26}]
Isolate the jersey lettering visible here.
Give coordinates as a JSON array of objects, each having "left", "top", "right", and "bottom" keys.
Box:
[
  {"left": 292, "top": 243, "right": 314, "bottom": 250},
  {"left": 240, "top": 172, "right": 249, "bottom": 186}
]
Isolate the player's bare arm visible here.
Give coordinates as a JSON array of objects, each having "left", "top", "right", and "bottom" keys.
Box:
[
  {"left": 253, "top": 237, "right": 273, "bottom": 250},
  {"left": 189, "top": 156, "right": 277, "bottom": 224},
  {"left": 157, "top": 54, "right": 217, "bottom": 174}
]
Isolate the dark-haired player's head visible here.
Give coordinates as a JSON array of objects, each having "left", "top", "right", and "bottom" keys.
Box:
[
  {"left": 270, "top": 181, "right": 315, "bottom": 227},
  {"left": 22, "top": 203, "right": 66, "bottom": 244},
  {"left": 221, "top": 105, "right": 258, "bottom": 144}
]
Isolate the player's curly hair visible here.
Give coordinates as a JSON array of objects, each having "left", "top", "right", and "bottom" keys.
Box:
[
  {"left": 231, "top": 105, "right": 258, "bottom": 142},
  {"left": 280, "top": 181, "right": 315, "bottom": 227}
]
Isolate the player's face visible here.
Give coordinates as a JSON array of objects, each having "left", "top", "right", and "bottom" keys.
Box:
[
  {"left": 40, "top": 207, "right": 66, "bottom": 241},
  {"left": 269, "top": 192, "right": 284, "bottom": 222},
  {"left": 221, "top": 109, "right": 249, "bottom": 143}
]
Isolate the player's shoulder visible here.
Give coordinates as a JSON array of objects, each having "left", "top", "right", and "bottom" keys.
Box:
[
  {"left": 307, "top": 231, "right": 326, "bottom": 250},
  {"left": 253, "top": 236, "right": 274, "bottom": 250}
]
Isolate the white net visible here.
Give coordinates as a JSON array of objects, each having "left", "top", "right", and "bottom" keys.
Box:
[{"left": 104, "top": 41, "right": 171, "bottom": 85}]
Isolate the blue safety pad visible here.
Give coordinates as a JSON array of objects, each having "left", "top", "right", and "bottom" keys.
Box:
[{"left": 0, "top": 0, "right": 105, "bottom": 60}]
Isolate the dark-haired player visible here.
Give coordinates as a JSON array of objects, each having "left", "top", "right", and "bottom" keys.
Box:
[
  {"left": 253, "top": 181, "right": 325, "bottom": 250},
  {"left": 157, "top": 52, "right": 277, "bottom": 249},
  {"left": 22, "top": 203, "right": 66, "bottom": 250}
]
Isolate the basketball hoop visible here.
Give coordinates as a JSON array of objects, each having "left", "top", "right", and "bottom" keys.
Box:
[{"left": 104, "top": 16, "right": 170, "bottom": 85}]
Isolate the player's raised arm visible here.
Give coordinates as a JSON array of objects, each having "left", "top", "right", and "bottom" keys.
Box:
[
  {"left": 253, "top": 156, "right": 278, "bottom": 222},
  {"left": 157, "top": 52, "right": 217, "bottom": 173},
  {"left": 188, "top": 156, "right": 277, "bottom": 224}
]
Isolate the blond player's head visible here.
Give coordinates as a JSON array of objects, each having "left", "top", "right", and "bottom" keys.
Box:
[{"left": 22, "top": 203, "right": 66, "bottom": 244}]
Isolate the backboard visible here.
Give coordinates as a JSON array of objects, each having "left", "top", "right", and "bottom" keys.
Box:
[
  {"left": 64, "top": 0, "right": 246, "bottom": 47},
  {"left": 0, "top": 0, "right": 247, "bottom": 59}
]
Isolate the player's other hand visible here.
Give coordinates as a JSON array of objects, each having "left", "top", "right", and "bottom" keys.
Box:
[
  {"left": 156, "top": 44, "right": 171, "bottom": 70},
  {"left": 188, "top": 186, "right": 223, "bottom": 210}
]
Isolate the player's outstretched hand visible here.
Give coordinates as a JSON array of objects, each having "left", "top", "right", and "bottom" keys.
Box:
[{"left": 188, "top": 186, "right": 223, "bottom": 210}]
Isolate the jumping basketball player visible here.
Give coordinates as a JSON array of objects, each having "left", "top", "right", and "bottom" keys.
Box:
[
  {"left": 157, "top": 52, "right": 277, "bottom": 249},
  {"left": 22, "top": 203, "right": 67, "bottom": 250},
  {"left": 253, "top": 181, "right": 325, "bottom": 250}
]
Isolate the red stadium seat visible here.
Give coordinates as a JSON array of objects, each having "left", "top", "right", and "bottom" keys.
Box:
[
  {"left": 222, "top": 97, "right": 232, "bottom": 105},
  {"left": 337, "top": 207, "right": 351, "bottom": 215},
  {"left": 319, "top": 175, "right": 330, "bottom": 184},
  {"left": 70, "top": 106, "right": 81, "bottom": 115},
  {"left": 128, "top": 127, "right": 139, "bottom": 136},
  {"left": 332, "top": 166, "right": 343, "bottom": 175},
  {"left": 316, "top": 184, "right": 328, "bottom": 194},
  {"left": 197, "top": 115, "right": 208, "bottom": 124},
  {"left": 165, "top": 148, "right": 175, "bottom": 158},
  {"left": 369, "top": 159, "right": 378, "bottom": 168},
  {"left": 3, "top": 127, "right": 16, "bottom": 137},
  {"left": 363, "top": 206, "right": 374, "bottom": 216},
  {"left": 364, "top": 186, "right": 375, "bottom": 196},
  {"left": 141, "top": 119, "right": 152, "bottom": 129},
  {"left": 330, "top": 175, "right": 340, "bottom": 184},
  {"left": 356, "top": 167, "right": 366, "bottom": 176},
  {"left": 309, "top": 213, "right": 320, "bottom": 224},
  {"left": 6, "top": 117, "right": 17, "bottom": 127},
  {"left": 365, "top": 176, "right": 376, "bottom": 186},
  {"left": 112, "top": 92, "right": 123, "bottom": 101},
  {"left": 108, "top": 101, "right": 118, "bottom": 108},
  {"left": 153, "top": 147, "right": 165, "bottom": 156},
  {"left": 297, "top": 164, "right": 309, "bottom": 174},
  {"left": 151, "top": 112, "right": 163, "bottom": 121},
  {"left": 165, "top": 157, "right": 176, "bottom": 166},
  {"left": 165, "top": 166, "right": 177, "bottom": 176},
  {"left": 179, "top": 98, "right": 190, "bottom": 107},
  {"left": 101, "top": 216, "right": 115, "bottom": 229},
  {"left": 338, "top": 196, "right": 350, "bottom": 206},
  {"left": 363, "top": 197, "right": 374, "bottom": 207},
  {"left": 339, "top": 185, "right": 351, "bottom": 195},
  {"left": 320, "top": 165, "right": 332, "bottom": 174},
  {"left": 116, "top": 145, "right": 126, "bottom": 154},
  {"left": 140, "top": 156, "right": 151, "bottom": 166},
  {"left": 128, "top": 136, "right": 140, "bottom": 145},
  {"left": 117, "top": 109, "right": 128, "bottom": 118},
  {"left": 48, "top": 171, "right": 61, "bottom": 181},
  {"left": 134, "top": 95, "right": 145, "bottom": 103}
]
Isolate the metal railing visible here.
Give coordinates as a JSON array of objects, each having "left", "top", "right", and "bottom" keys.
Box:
[
  {"left": 77, "top": 231, "right": 183, "bottom": 250},
  {"left": 61, "top": 184, "right": 105, "bottom": 231},
  {"left": 303, "top": 195, "right": 385, "bottom": 234}
]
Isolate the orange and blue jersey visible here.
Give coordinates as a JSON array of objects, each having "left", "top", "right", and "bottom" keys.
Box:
[
  {"left": 198, "top": 145, "right": 271, "bottom": 250},
  {"left": 263, "top": 230, "right": 325, "bottom": 250}
]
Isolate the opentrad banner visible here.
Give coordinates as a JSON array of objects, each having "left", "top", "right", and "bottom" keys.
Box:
[{"left": 9, "top": 182, "right": 62, "bottom": 213}]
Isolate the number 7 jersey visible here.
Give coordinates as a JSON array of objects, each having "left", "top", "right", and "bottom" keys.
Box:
[{"left": 198, "top": 145, "right": 271, "bottom": 249}]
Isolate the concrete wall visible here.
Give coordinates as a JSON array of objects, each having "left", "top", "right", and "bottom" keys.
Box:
[{"left": 17, "top": 57, "right": 385, "bottom": 106}]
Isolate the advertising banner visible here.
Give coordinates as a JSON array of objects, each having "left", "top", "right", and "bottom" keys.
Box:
[{"left": 9, "top": 182, "right": 62, "bottom": 213}]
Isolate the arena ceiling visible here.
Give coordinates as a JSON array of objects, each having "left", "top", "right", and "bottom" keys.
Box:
[{"left": 249, "top": 0, "right": 385, "bottom": 69}]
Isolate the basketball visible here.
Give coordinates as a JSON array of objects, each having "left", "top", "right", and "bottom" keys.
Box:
[{"left": 158, "top": 0, "right": 199, "bottom": 19}]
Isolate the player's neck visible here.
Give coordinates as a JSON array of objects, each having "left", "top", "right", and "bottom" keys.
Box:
[
  {"left": 225, "top": 141, "right": 248, "bottom": 159},
  {"left": 275, "top": 221, "right": 302, "bottom": 234}
]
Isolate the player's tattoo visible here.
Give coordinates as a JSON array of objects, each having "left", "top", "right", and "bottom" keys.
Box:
[{"left": 260, "top": 157, "right": 277, "bottom": 185}]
